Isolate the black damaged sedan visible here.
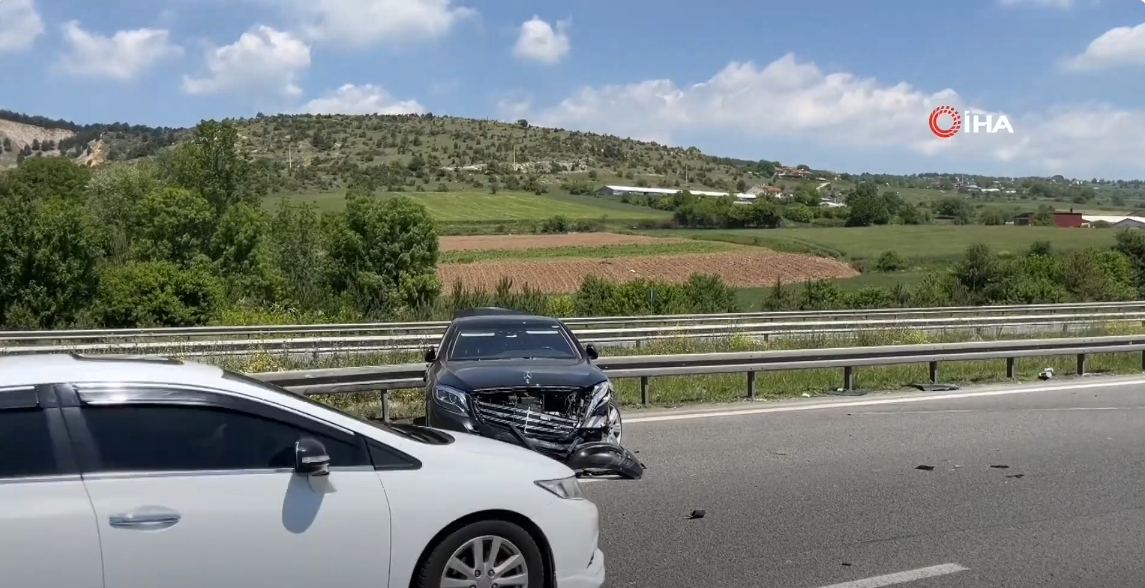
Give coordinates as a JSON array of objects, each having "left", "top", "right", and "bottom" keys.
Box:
[{"left": 422, "top": 308, "right": 643, "bottom": 479}]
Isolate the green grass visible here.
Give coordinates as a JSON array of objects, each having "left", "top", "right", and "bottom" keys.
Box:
[
  {"left": 649, "top": 225, "right": 1121, "bottom": 264},
  {"left": 440, "top": 241, "right": 736, "bottom": 264},
  {"left": 265, "top": 189, "right": 672, "bottom": 222}
]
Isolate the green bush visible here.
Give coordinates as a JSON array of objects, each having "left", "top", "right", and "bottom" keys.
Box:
[{"left": 875, "top": 250, "right": 908, "bottom": 272}]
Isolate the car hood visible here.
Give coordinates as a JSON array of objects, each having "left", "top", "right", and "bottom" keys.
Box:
[
  {"left": 439, "top": 359, "right": 607, "bottom": 391},
  {"left": 396, "top": 426, "right": 575, "bottom": 479}
]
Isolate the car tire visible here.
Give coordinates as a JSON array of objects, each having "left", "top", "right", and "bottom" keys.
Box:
[{"left": 413, "top": 519, "right": 545, "bottom": 588}]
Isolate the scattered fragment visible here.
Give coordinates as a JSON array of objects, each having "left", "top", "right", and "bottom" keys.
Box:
[
  {"left": 841, "top": 562, "right": 852, "bottom": 567},
  {"left": 686, "top": 510, "right": 706, "bottom": 520},
  {"left": 907, "top": 383, "right": 960, "bottom": 392},
  {"left": 915, "top": 465, "right": 935, "bottom": 471},
  {"left": 802, "top": 393, "right": 812, "bottom": 397},
  {"left": 990, "top": 465, "right": 1010, "bottom": 469},
  {"left": 1006, "top": 474, "right": 1025, "bottom": 479},
  {"left": 1038, "top": 367, "right": 1054, "bottom": 380}
]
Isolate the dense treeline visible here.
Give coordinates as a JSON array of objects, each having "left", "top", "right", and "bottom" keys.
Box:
[
  {"left": 0, "top": 110, "right": 183, "bottom": 160},
  {"left": 3, "top": 118, "right": 1145, "bottom": 330}
]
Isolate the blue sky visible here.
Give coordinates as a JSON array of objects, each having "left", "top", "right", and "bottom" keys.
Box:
[{"left": 0, "top": 0, "right": 1142, "bottom": 178}]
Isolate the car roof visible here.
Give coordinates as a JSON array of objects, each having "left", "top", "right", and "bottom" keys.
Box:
[
  {"left": 0, "top": 354, "right": 227, "bottom": 389},
  {"left": 450, "top": 314, "right": 562, "bottom": 329}
]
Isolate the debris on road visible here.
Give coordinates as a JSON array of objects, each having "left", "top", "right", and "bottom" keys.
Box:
[
  {"left": 1006, "top": 474, "right": 1025, "bottom": 479},
  {"left": 915, "top": 465, "right": 935, "bottom": 471},
  {"left": 990, "top": 465, "right": 1010, "bottom": 469},
  {"left": 686, "top": 510, "right": 706, "bottom": 520},
  {"left": 1039, "top": 367, "right": 1054, "bottom": 380},
  {"left": 908, "top": 383, "right": 960, "bottom": 392}
]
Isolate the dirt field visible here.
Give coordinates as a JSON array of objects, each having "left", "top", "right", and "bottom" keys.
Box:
[
  {"left": 438, "top": 233, "right": 685, "bottom": 251},
  {"left": 436, "top": 251, "right": 859, "bottom": 292}
]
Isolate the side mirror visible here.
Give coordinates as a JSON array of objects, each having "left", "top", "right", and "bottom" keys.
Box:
[
  {"left": 294, "top": 438, "right": 330, "bottom": 477},
  {"left": 424, "top": 347, "right": 437, "bottom": 363},
  {"left": 585, "top": 344, "right": 599, "bottom": 360}
]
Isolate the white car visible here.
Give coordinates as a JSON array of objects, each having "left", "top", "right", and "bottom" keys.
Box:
[{"left": 0, "top": 354, "right": 605, "bottom": 588}]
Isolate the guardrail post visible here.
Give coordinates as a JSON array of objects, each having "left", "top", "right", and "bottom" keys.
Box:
[
  {"left": 1076, "top": 354, "right": 1086, "bottom": 376},
  {"left": 640, "top": 376, "right": 650, "bottom": 406},
  {"left": 746, "top": 371, "right": 756, "bottom": 399},
  {"left": 928, "top": 361, "right": 938, "bottom": 384},
  {"left": 1006, "top": 357, "right": 1015, "bottom": 378},
  {"left": 1141, "top": 350, "right": 1145, "bottom": 372},
  {"left": 381, "top": 391, "right": 391, "bottom": 422},
  {"left": 843, "top": 366, "right": 854, "bottom": 391}
]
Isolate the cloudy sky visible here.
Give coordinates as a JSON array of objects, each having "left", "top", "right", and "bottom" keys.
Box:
[{"left": 0, "top": 0, "right": 1142, "bottom": 178}]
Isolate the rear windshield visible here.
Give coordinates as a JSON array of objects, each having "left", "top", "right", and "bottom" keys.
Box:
[{"left": 448, "top": 323, "right": 579, "bottom": 361}]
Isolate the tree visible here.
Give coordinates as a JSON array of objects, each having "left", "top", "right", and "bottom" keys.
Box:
[
  {"left": 844, "top": 182, "right": 890, "bottom": 227},
  {"left": 0, "top": 156, "right": 92, "bottom": 202},
  {"left": 324, "top": 195, "right": 441, "bottom": 315},
  {"left": 162, "top": 120, "right": 266, "bottom": 217},
  {"left": 0, "top": 196, "right": 102, "bottom": 328},
  {"left": 130, "top": 187, "right": 215, "bottom": 266}
]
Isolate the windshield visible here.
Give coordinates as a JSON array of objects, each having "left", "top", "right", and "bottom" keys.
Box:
[{"left": 447, "top": 323, "right": 579, "bottom": 361}]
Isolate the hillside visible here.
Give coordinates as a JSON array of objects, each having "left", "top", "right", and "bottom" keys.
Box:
[{"left": 2, "top": 110, "right": 1145, "bottom": 210}]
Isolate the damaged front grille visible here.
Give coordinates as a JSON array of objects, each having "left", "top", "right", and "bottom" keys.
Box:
[{"left": 472, "top": 386, "right": 585, "bottom": 441}]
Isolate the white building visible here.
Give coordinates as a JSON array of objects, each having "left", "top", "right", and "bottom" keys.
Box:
[{"left": 597, "top": 184, "right": 756, "bottom": 200}]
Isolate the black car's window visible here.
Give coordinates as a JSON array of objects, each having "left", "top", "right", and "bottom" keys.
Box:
[
  {"left": 448, "top": 323, "right": 579, "bottom": 361},
  {"left": 0, "top": 407, "right": 59, "bottom": 479},
  {"left": 80, "top": 404, "right": 368, "bottom": 473}
]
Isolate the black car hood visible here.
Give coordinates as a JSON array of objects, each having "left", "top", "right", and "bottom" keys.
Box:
[{"left": 438, "top": 358, "right": 606, "bottom": 391}]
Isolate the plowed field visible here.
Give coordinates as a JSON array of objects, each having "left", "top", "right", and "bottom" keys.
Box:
[
  {"left": 436, "top": 251, "right": 859, "bottom": 293},
  {"left": 439, "top": 233, "right": 685, "bottom": 251}
]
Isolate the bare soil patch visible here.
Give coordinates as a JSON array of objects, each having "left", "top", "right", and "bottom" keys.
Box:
[
  {"left": 439, "top": 232, "right": 687, "bottom": 251},
  {"left": 436, "top": 251, "right": 858, "bottom": 293}
]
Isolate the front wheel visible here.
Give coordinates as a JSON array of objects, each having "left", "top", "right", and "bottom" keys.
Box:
[
  {"left": 414, "top": 520, "right": 545, "bottom": 588},
  {"left": 604, "top": 400, "right": 623, "bottom": 445}
]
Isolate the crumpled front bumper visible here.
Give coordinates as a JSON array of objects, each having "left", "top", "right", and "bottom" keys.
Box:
[{"left": 426, "top": 403, "right": 644, "bottom": 479}]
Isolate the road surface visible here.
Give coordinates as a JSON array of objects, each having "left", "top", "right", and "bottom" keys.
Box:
[{"left": 587, "top": 376, "right": 1145, "bottom": 587}]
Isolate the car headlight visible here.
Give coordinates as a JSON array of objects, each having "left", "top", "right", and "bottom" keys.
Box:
[
  {"left": 432, "top": 384, "right": 470, "bottom": 416},
  {"left": 582, "top": 380, "right": 613, "bottom": 419},
  {"left": 535, "top": 476, "right": 585, "bottom": 500}
]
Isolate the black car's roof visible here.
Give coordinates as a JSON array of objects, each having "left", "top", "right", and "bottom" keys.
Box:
[{"left": 450, "top": 314, "right": 562, "bottom": 329}]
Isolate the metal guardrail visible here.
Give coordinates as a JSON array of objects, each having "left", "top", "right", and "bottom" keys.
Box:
[
  {"left": 4, "top": 303, "right": 1145, "bottom": 356},
  {"left": 252, "top": 334, "right": 1145, "bottom": 421}
]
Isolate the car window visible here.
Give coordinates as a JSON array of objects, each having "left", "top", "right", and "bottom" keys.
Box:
[
  {"left": 448, "top": 323, "right": 579, "bottom": 361},
  {"left": 81, "top": 404, "right": 368, "bottom": 473},
  {"left": 0, "top": 407, "right": 59, "bottom": 479}
]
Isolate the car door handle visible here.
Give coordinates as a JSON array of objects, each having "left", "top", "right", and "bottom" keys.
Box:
[{"left": 109, "top": 507, "right": 182, "bottom": 530}]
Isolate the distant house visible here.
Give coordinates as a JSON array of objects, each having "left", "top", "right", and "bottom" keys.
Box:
[
  {"left": 775, "top": 167, "right": 811, "bottom": 179},
  {"left": 597, "top": 184, "right": 755, "bottom": 200},
  {"left": 1014, "top": 211, "right": 1084, "bottom": 227},
  {"left": 747, "top": 184, "right": 783, "bottom": 196},
  {"left": 1082, "top": 214, "right": 1145, "bottom": 229}
]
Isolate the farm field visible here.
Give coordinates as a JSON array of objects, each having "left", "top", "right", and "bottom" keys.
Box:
[
  {"left": 266, "top": 189, "right": 671, "bottom": 221},
  {"left": 435, "top": 233, "right": 858, "bottom": 293},
  {"left": 648, "top": 225, "right": 1121, "bottom": 264},
  {"left": 439, "top": 236, "right": 733, "bottom": 263}
]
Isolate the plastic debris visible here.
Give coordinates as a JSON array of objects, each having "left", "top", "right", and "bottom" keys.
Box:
[{"left": 686, "top": 510, "right": 706, "bottom": 520}]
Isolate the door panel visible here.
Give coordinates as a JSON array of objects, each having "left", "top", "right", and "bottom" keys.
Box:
[
  {"left": 0, "top": 396, "right": 102, "bottom": 588},
  {"left": 84, "top": 470, "right": 391, "bottom": 588},
  {"left": 69, "top": 394, "right": 392, "bottom": 588}
]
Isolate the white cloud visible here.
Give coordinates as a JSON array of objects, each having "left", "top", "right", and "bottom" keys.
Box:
[
  {"left": 513, "top": 16, "right": 570, "bottom": 65},
  {"left": 284, "top": 0, "right": 475, "bottom": 47},
  {"left": 509, "top": 53, "right": 1145, "bottom": 178},
  {"left": 304, "top": 84, "right": 425, "bottom": 115},
  {"left": 0, "top": 0, "right": 44, "bottom": 53},
  {"left": 55, "top": 21, "right": 182, "bottom": 81},
  {"left": 182, "top": 25, "right": 310, "bottom": 96},
  {"left": 1063, "top": 22, "right": 1145, "bottom": 70}
]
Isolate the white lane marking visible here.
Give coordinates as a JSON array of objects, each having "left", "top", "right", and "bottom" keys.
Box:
[
  {"left": 625, "top": 378, "right": 1145, "bottom": 424},
  {"left": 815, "top": 563, "right": 969, "bottom": 588},
  {"left": 858, "top": 406, "right": 1143, "bottom": 415}
]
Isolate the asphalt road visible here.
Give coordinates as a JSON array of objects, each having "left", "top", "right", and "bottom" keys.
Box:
[{"left": 586, "top": 376, "right": 1145, "bottom": 588}]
